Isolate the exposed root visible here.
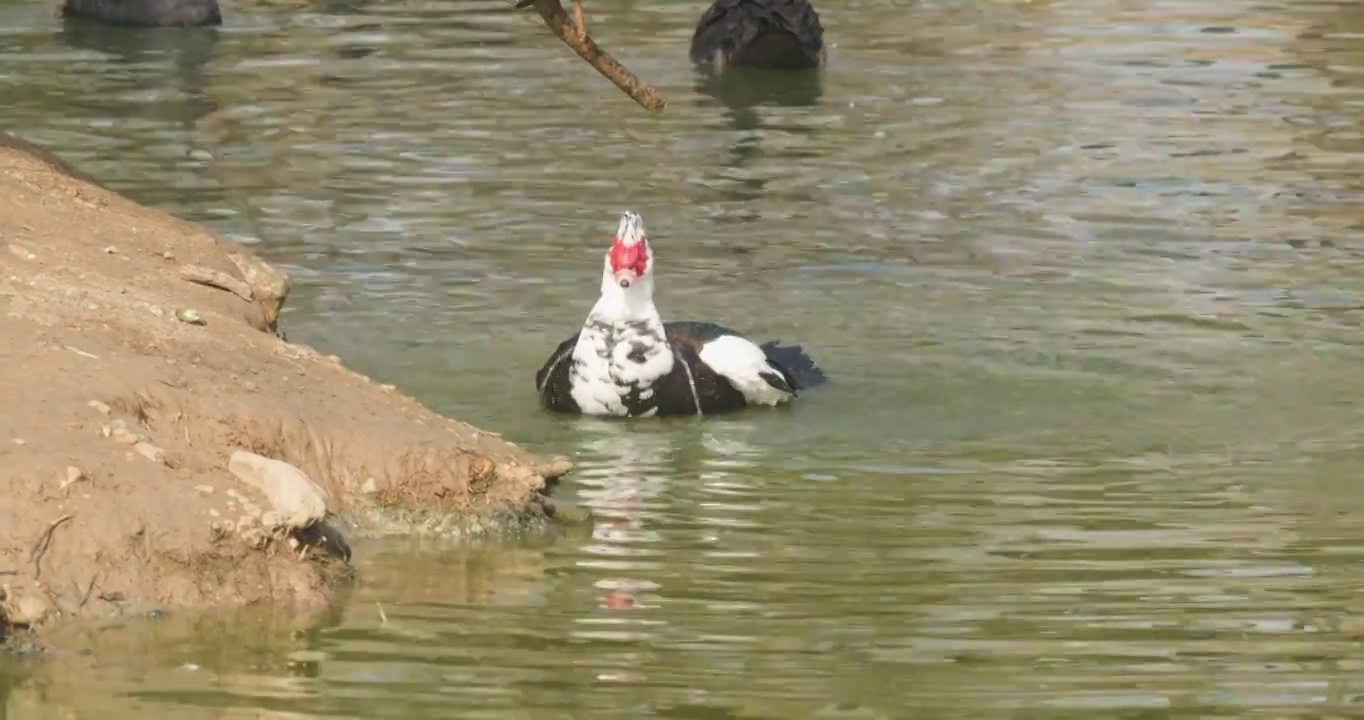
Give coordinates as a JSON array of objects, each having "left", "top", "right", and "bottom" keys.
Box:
[{"left": 30, "top": 515, "right": 74, "bottom": 582}]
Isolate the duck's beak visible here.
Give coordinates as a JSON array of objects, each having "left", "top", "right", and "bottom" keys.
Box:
[{"left": 614, "top": 268, "right": 639, "bottom": 288}]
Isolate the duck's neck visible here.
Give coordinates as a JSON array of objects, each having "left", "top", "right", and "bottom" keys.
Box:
[{"left": 588, "top": 269, "right": 662, "bottom": 325}]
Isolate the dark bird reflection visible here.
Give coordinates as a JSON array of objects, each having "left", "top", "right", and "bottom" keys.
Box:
[
  {"left": 54, "top": 20, "right": 221, "bottom": 130},
  {"left": 694, "top": 64, "right": 825, "bottom": 115},
  {"left": 693, "top": 66, "right": 825, "bottom": 213}
]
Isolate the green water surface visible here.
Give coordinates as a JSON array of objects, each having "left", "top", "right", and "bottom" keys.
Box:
[{"left": 4, "top": 0, "right": 1364, "bottom": 716}]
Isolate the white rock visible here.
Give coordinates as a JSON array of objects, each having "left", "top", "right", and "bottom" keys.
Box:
[
  {"left": 5, "top": 593, "right": 49, "bottom": 625},
  {"left": 60, "top": 466, "right": 85, "bottom": 491},
  {"left": 8, "top": 244, "right": 35, "bottom": 261},
  {"left": 227, "top": 451, "right": 328, "bottom": 530},
  {"left": 134, "top": 442, "right": 166, "bottom": 464}
]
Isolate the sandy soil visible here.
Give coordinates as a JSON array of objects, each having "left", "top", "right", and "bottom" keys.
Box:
[{"left": 0, "top": 132, "right": 574, "bottom": 643}]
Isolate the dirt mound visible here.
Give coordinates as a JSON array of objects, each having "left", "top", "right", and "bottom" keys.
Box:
[{"left": 0, "top": 132, "right": 573, "bottom": 641}]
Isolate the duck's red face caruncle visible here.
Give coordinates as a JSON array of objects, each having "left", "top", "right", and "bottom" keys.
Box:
[
  {"left": 609, "top": 240, "right": 650, "bottom": 288},
  {"left": 609, "top": 211, "right": 651, "bottom": 288}
]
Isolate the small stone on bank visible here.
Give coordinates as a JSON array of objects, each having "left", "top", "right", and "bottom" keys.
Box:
[
  {"left": 175, "top": 308, "right": 205, "bottom": 325},
  {"left": 59, "top": 466, "right": 85, "bottom": 491},
  {"left": 194, "top": 485, "right": 214, "bottom": 495},
  {"left": 88, "top": 399, "right": 111, "bottom": 415},
  {"left": 103, "top": 245, "right": 117, "bottom": 254},
  {"left": 7, "top": 244, "right": 35, "bottom": 261},
  {"left": 111, "top": 428, "right": 140, "bottom": 445},
  {"left": 134, "top": 441, "right": 166, "bottom": 464}
]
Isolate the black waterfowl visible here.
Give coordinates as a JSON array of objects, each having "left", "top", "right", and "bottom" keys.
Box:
[
  {"left": 689, "top": 0, "right": 826, "bottom": 70},
  {"left": 58, "top": 0, "right": 222, "bottom": 27}
]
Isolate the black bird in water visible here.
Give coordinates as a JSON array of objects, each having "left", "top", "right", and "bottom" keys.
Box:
[
  {"left": 689, "top": 0, "right": 826, "bottom": 70},
  {"left": 58, "top": 0, "right": 221, "bottom": 27}
]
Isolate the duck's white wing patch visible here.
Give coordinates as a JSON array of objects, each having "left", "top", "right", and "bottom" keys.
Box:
[{"left": 697, "top": 335, "right": 795, "bottom": 407}]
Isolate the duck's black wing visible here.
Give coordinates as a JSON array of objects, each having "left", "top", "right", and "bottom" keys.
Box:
[{"left": 535, "top": 331, "right": 581, "bottom": 412}]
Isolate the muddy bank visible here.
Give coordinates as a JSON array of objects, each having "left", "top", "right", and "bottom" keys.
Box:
[{"left": 0, "top": 133, "right": 573, "bottom": 641}]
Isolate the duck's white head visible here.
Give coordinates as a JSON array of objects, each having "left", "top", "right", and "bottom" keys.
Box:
[{"left": 593, "top": 211, "right": 657, "bottom": 319}]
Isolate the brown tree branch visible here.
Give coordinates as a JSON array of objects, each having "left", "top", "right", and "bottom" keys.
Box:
[
  {"left": 517, "top": 0, "right": 666, "bottom": 114},
  {"left": 571, "top": 0, "right": 585, "bottom": 36}
]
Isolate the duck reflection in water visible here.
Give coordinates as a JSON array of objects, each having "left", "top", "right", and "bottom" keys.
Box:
[
  {"left": 690, "top": 0, "right": 828, "bottom": 211},
  {"left": 573, "top": 420, "right": 672, "bottom": 548},
  {"left": 696, "top": 70, "right": 825, "bottom": 211},
  {"left": 54, "top": 15, "right": 221, "bottom": 133},
  {"left": 567, "top": 419, "right": 763, "bottom": 614},
  {"left": 565, "top": 419, "right": 765, "bottom": 687}
]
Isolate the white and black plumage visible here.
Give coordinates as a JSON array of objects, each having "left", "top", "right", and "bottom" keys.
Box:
[
  {"left": 535, "top": 211, "right": 827, "bottom": 418},
  {"left": 689, "top": 0, "right": 826, "bottom": 70}
]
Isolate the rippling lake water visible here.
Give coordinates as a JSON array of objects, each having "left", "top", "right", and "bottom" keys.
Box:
[{"left": 5, "top": 0, "right": 1364, "bottom": 716}]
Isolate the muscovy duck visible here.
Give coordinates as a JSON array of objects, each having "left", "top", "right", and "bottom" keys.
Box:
[
  {"left": 535, "top": 211, "right": 827, "bottom": 417},
  {"left": 58, "top": 0, "right": 221, "bottom": 27},
  {"left": 690, "top": 0, "right": 826, "bottom": 70}
]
